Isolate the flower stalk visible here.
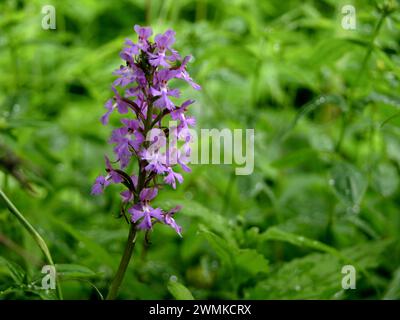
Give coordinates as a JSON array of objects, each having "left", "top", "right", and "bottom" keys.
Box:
[{"left": 106, "top": 224, "right": 137, "bottom": 300}]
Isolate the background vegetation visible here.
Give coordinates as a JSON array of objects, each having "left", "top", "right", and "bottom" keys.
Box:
[{"left": 0, "top": 0, "right": 400, "bottom": 299}]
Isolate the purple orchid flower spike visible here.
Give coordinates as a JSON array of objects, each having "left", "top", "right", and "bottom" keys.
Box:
[
  {"left": 93, "top": 25, "right": 201, "bottom": 300},
  {"left": 93, "top": 25, "right": 200, "bottom": 238}
]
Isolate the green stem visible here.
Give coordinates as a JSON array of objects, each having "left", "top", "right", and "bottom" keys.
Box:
[
  {"left": 196, "top": 0, "right": 207, "bottom": 21},
  {"left": 220, "top": 170, "right": 235, "bottom": 215},
  {"left": 106, "top": 224, "right": 137, "bottom": 300},
  {"left": 353, "top": 12, "right": 386, "bottom": 87},
  {"left": 336, "top": 10, "right": 387, "bottom": 152},
  {"left": 106, "top": 94, "right": 154, "bottom": 299},
  {"left": 0, "top": 188, "right": 63, "bottom": 300},
  {"left": 145, "top": 0, "right": 152, "bottom": 25}
]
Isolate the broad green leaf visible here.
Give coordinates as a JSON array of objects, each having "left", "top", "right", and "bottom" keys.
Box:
[
  {"left": 309, "top": 39, "right": 360, "bottom": 67},
  {"left": 246, "top": 241, "right": 389, "bottom": 299},
  {"left": 199, "top": 227, "right": 268, "bottom": 278},
  {"left": 199, "top": 227, "right": 234, "bottom": 274},
  {"left": 261, "top": 227, "right": 341, "bottom": 257},
  {"left": 167, "top": 280, "right": 195, "bottom": 300},
  {"left": 371, "top": 163, "right": 399, "bottom": 197},
  {"left": 234, "top": 249, "right": 269, "bottom": 276},
  {"left": 330, "top": 162, "right": 368, "bottom": 206},
  {"left": 246, "top": 252, "right": 344, "bottom": 299}
]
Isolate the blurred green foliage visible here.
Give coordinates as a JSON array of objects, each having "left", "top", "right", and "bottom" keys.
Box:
[{"left": 0, "top": 0, "right": 400, "bottom": 299}]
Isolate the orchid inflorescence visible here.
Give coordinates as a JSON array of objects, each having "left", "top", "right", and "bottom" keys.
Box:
[{"left": 92, "top": 25, "right": 201, "bottom": 236}]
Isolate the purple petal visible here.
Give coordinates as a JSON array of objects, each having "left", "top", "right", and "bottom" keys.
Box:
[
  {"left": 121, "top": 190, "right": 134, "bottom": 203},
  {"left": 129, "top": 205, "right": 144, "bottom": 223},
  {"left": 140, "top": 188, "right": 158, "bottom": 202}
]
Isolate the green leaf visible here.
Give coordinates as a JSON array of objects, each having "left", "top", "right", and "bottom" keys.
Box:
[
  {"left": 0, "top": 189, "right": 62, "bottom": 298},
  {"left": 345, "top": 215, "right": 380, "bottom": 240},
  {"left": 199, "top": 226, "right": 269, "bottom": 277},
  {"left": 0, "top": 256, "right": 25, "bottom": 284},
  {"left": 330, "top": 162, "right": 368, "bottom": 207},
  {"left": 5, "top": 119, "right": 52, "bottom": 129},
  {"left": 49, "top": 216, "right": 117, "bottom": 269},
  {"left": 261, "top": 227, "right": 341, "bottom": 257},
  {"left": 281, "top": 94, "right": 347, "bottom": 140},
  {"left": 246, "top": 252, "right": 344, "bottom": 299},
  {"left": 271, "top": 148, "right": 319, "bottom": 168},
  {"left": 367, "top": 92, "right": 400, "bottom": 109},
  {"left": 384, "top": 267, "right": 400, "bottom": 300},
  {"left": 167, "top": 280, "right": 194, "bottom": 300},
  {"left": 246, "top": 240, "right": 389, "bottom": 299},
  {"left": 0, "top": 285, "right": 58, "bottom": 300},
  {"left": 199, "top": 226, "right": 234, "bottom": 274},
  {"left": 234, "top": 249, "right": 269, "bottom": 276},
  {"left": 371, "top": 163, "right": 399, "bottom": 197},
  {"left": 55, "top": 264, "right": 100, "bottom": 280},
  {"left": 309, "top": 38, "right": 361, "bottom": 67},
  {"left": 162, "top": 199, "right": 235, "bottom": 244}
]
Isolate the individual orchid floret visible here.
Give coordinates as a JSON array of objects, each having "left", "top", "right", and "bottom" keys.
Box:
[
  {"left": 151, "top": 69, "right": 180, "bottom": 110},
  {"left": 148, "top": 29, "right": 178, "bottom": 67},
  {"left": 163, "top": 206, "right": 182, "bottom": 236},
  {"left": 143, "top": 148, "right": 168, "bottom": 174},
  {"left": 171, "top": 104, "right": 196, "bottom": 129},
  {"left": 128, "top": 188, "right": 162, "bottom": 230},
  {"left": 175, "top": 56, "right": 202, "bottom": 90},
  {"left": 109, "top": 125, "right": 144, "bottom": 168},
  {"left": 101, "top": 99, "right": 115, "bottom": 125},
  {"left": 91, "top": 156, "right": 122, "bottom": 195},
  {"left": 164, "top": 167, "right": 183, "bottom": 189},
  {"left": 113, "top": 65, "right": 136, "bottom": 87},
  {"left": 134, "top": 25, "right": 152, "bottom": 50},
  {"left": 91, "top": 176, "right": 110, "bottom": 195}
]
